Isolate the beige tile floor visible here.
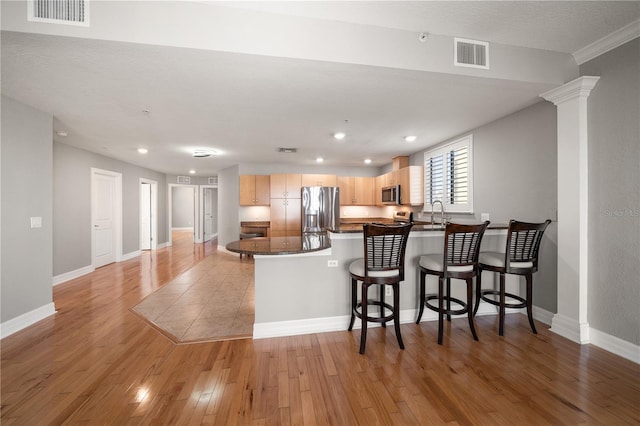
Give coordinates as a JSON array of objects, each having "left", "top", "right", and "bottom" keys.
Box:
[{"left": 132, "top": 252, "right": 255, "bottom": 343}]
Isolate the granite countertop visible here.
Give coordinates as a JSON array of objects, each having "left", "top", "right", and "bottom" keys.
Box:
[
  {"left": 226, "top": 232, "right": 331, "bottom": 256},
  {"left": 330, "top": 221, "right": 508, "bottom": 233}
]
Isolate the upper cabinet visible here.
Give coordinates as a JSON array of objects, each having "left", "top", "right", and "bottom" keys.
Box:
[
  {"left": 398, "top": 166, "right": 423, "bottom": 206},
  {"left": 338, "top": 176, "right": 375, "bottom": 206},
  {"left": 301, "top": 174, "right": 337, "bottom": 187},
  {"left": 270, "top": 174, "right": 302, "bottom": 199},
  {"left": 240, "top": 175, "right": 270, "bottom": 206}
]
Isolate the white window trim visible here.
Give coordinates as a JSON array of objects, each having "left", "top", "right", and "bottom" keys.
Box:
[{"left": 423, "top": 135, "right": 474, "bottom": 214}]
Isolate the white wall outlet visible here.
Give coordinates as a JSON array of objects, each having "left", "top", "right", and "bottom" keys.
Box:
[
  {"left": 385, "top": 286, "right": 392, "bottom": 297},
  {"left": 481, "top": 213, "right": 490, "bottom": 221},
  {"left": 30, "top": 217, "right": 42, "bottom": 228},
  {"left": 327, "top": 260, "right": 338, "bottom": 267}
]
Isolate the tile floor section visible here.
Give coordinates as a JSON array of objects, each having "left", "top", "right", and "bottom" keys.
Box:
[{"left": 132, "top": 252, "right": 254, "bottom": 343}]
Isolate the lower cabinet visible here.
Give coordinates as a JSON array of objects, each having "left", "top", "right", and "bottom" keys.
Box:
[{"left": 270, "top": 198, "right": 301, "bottom": 237}]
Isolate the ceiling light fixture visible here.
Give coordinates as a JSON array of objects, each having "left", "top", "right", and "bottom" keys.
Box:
[
  {"left": 404, "top": 135, "right": 417, "bottom": 143},
  {"left": 56, "top": 131, "right": 68, "bottom": 137},
  {"left": 189, "top": 170, "right": 196, "bottom": 174},
  {"left": 137, "top": 148, "right": 148, "bottom": 154},
  {"left": 364, "top": 158, "right": 372, "bottom": 164},
  {"left": 333, "top": 132, "right": 346, "bottom": 140},
  {"left": 316, "top": 157, "right": 324, "bottom": 163},
  {"left": 192, "top": 148, "right": 217, "bottom": 158}
]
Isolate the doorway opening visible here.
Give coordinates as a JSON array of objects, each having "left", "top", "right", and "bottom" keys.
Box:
[{"left": 139, "top": 178, "right": 158, "bottom": 251}]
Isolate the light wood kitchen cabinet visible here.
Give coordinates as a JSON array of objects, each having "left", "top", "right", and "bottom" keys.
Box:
[
  {"left": 398, "top": 166, "right": 423, "bottom": 206},
  {"left": 269, "top": 198, "right": 301, "bottom": 237},
  {"left": 301, "top": 174, "right": 337, "bottom": 187},
  {"left": 270, "top": 174, "right": 302, "bottom": 199},
  {"left": 239, "top": 175, "right": 270, "bottom": 206},
  {"left": 338, "top": 176, "right": 375, "bottom": 205}
]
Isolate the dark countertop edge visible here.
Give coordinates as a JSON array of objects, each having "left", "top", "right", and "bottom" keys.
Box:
[
  {"left": 329, "top": 223, "right": 509, "bottom": 234},
  {"left": 250, "top": 245, "right": 331, "bottom": 256}
]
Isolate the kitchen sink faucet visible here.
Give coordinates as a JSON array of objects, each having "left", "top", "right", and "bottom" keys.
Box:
[{"left": 431, "top": 200, "right": 445, "bottom": 228}]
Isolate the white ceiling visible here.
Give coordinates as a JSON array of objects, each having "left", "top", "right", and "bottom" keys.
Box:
[{"left": 2, "top": 1, "right": 639, "bottom": 176}]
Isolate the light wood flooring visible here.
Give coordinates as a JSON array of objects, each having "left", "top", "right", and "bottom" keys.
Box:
[{"left": 1, "top": 232, "right": 639, "bottom": 424}]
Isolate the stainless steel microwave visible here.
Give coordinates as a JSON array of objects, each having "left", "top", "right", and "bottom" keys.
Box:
[{"left": 381, "top": 185, "right": 401, "bottom": 205}]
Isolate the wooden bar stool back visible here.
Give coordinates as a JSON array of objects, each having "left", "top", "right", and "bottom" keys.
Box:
[
  {"left": 473, "top": 219, "right": 552, "bottom": 336},
  {"left": 348, "top": 222, "right": 413, "bottom": 354}
]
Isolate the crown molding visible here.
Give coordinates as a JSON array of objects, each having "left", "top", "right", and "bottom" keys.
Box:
[{"left": 573, "top": 19, "right": 640, "bottom": 65}]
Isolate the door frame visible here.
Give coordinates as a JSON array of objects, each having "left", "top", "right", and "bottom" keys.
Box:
[
  {"left": 91, "top": 168, "right": 123, "bottom": 268},
  {"left": 167, "top": 183, "right": 198, "bottom": 246},
  {"left": 139, "top": 178, "right": 158, "bottom": 250},
  {"left": 199, "top": 184, "right": 218, "bottom": 242}
]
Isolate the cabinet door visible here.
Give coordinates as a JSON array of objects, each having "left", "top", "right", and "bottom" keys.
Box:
[
  {"left": 375, "top": 175, "right": 385, "bottom": 206},
  {"left": 301, "top": 174, "right": 336, "bottom": 187},
  {"left": 239, "top": 175, "right": 255, "bottom": 206},
  {"left": 270, "top": 199, "right": 287, "bottom": 237},
  {"left": 286, "top": 174, "right": 302, "bottom": 199},
  {"left": 270, "top": 174, "right": 287, "bottom": 198},
  {"left": 285, "top": 198, "right": 301, "bottom": 236},
  {"left": 254, "top": 175, "right": 271, "bottom": 205},
  {"left": 354, "top": 176, "right": 375, "bottom": 205},
  {"left": 337, "top": 176, "right": 354, "bottom": 205}
]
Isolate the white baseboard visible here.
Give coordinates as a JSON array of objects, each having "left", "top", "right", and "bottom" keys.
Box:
[
  {"left": 551, "top": 313, "right": 590, "bottom": 344},
  {"left": 52, "top": 265, "right": 95, "bottom": 286},
  {"left": 157, "top": 242, "right": 169, "bottom": 249},
  {"left": 121, "top": 250, "right": 141, "bottom": 261},
  {"left": 1, "top": 303, "right": 56, "bottom": 339},
  {"left": 590, "top": 328, "right": 640, "bottom": 364},
  {"left": 531, "top": 305, "right": 554, "bottom": 325}
]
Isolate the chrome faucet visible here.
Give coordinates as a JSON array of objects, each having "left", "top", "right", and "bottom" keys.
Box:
[{"left": 431, "top": 200, "right": 445, "bottom": 228}]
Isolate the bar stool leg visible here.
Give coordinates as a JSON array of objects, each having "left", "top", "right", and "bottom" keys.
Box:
[
  {"left": 438, "top": 277, "right": 445, "bottom": 345},
  {"left": 416, "top": 270, "right": 426, "bottom": 323},
  {"left": 393, "top": 283, "right": 404, "bottom": 349},
  {"left": 359, "top": 282, "right": 369, "bottom": 354},
  {"left": 348, "top": 277, "right": 357, "bottom": 331},
  {"left": 526, "top": 274, "right": 537, "bottom": 334},
  {"left": 467, "top": 278, "right": 479, "bottom": 341}
]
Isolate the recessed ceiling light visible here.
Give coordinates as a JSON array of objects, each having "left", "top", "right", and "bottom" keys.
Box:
[
  {"left": 189, "top": 170, "right": 196, "bottom": 174},
  {"left": 404, "top": 135, "right": 417, "bottom": 143},
  {"left": 192, "top": 148, "right": 217, "bottom": 158},
  {"left": 137, "top": 148, "right": 148, "bottom": 154},
  {"left": 333, "top": 132, "right": 346, "bottom": 140},
  {"left": 364, "top": 158, "right": 372, "bottom": 164},
  {"left": 56, "top": 131, "right": 68, "bottom": 137},
  {"left": 316, "top": 157, "right": 324, "bottom": 163}
]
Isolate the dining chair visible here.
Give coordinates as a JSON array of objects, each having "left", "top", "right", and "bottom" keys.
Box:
[
  {"left": 416, "top": 221, "right": 490, "bottom": 345},
  {"left": 473, "top": 219, "right": 551, "bottom": 336},
  {"left": 348, "top": 222, "right": 413, "bottom": 354}
]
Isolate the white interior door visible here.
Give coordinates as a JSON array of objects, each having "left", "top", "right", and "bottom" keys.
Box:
[
  {"left": 140, "top": 182, "right": 152, "bottom": 250},
  {"left": 93, "top": 172, "right": 117, "bottom": 268},
  {"left": 203, "top": 187, "right": 214, "bottom": 242}
]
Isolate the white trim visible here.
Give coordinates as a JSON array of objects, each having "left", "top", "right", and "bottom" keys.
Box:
[
  {"left": 255, "top": 306, "right": 499, "bottom": 339},
  {"left": 550, "top": 313, "right": 590, "bottom": 344},
  {"left": 573, "top": 19, "right": 640, "bottom": 65},
  {"left": 52, "top": 264, "right": 94, "bottom": 286},
  {"left": 121, "top": 250, "right": 141, "bottom": 261},
  {"left": 1, "top": 303, "right": 56, "bottom": 339},
  {"left": 590, "top": 328, "right": 640, "bottom": 364},
  {"left": 157, "top": 242, "right": 169, "bottom": 249},
  {"left": 530, "top": 305, "right": 554, "bottom": 326},
  {"left": 139, "top": 178, "right": 158, "bottom": 251}
]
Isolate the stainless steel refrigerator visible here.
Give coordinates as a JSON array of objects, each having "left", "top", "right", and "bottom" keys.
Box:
[{"left": 301, "top": 186, "right": 340, "bottom": 233}]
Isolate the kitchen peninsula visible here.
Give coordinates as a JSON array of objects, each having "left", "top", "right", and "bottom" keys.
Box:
[{"left": 228, "top": 223, "right": 513, "bottom": 340}]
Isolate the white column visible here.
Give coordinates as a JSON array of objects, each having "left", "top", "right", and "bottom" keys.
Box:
[{"left": 540, "top": 76, "right": 599, "bottom": 344}]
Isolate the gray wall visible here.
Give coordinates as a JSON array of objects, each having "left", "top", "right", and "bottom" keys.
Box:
[
  {"left": 171, "top": 186, "right": 195, "bottom": 228},
  {"left": 218, "top": 165, "right": 240, "bottom": 246},
  {"left": 1, "top": 96, "right": 53, "bottom": 322},
  {"left": 53, "top": 142, "right": 168, "bottom": 275},
  {"left": 581, "top": 38, "right": 640, "bottom": 345},
  {"left": 410, "top": 101, "right": 559, "bottom": 313}
]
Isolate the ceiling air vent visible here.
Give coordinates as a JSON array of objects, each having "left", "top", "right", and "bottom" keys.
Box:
[
  {"left": 278, "top": 147, "right": 297, "bottom": 153},
  {"left": 454, "top": 37, "right": 489, "bottom": 69},
  {"left": 177, "top": 176, "right": 191, "bottom": 184},
  {"left": 208, "top": 176, "right": 218, "bottom": 185},
  {"left": 28, "top": 0, "right": 89, "bottom": 26}
]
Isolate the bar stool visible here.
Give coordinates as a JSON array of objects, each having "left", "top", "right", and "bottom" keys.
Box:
[
  {"left": 416, "top": 221, "right": 490, "bottom": 345},
  {"left": 473, "top": 219, "right": 551, "bottom": 336},
  {"left": 348, "top": 222, "right": 413, "bottom": 354}
]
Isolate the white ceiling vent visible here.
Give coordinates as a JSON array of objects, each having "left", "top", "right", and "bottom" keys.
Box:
[
  {"left": 454, "top": 38, "right": 489, "bottom": 69},
  {"left": 177, "top": 176, "right": 191, "bottom": 184},
  {"left": 28, "top": 0, "right": 90, "bottom": 26},
  {"left": 208, "top": 176, "right": 218, "bottom": 185}
]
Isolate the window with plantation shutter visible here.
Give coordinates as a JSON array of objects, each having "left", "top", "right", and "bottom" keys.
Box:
[{"left": 423, "top": 135, "right": 473, "bottom": 213}]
